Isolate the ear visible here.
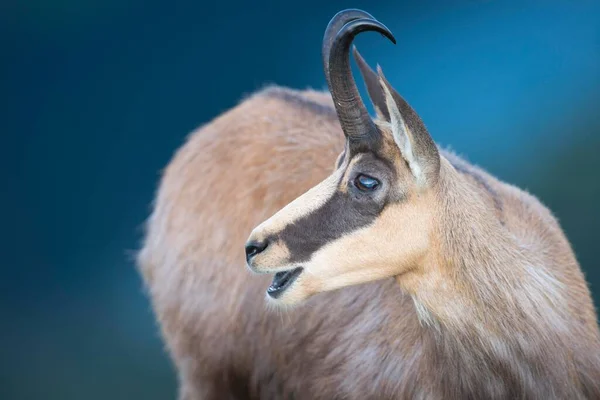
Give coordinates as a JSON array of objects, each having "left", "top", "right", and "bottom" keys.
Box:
[
  {"left": 378, "top": 67, "right": 440, "bottom": 186},
  {"left": 353, "top": 48, "right": 440, "bottom": 186}
]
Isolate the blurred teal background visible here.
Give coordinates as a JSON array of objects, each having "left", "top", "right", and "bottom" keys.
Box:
[{"left": 2, "top": 0, "right": 599, "bottom": 398}]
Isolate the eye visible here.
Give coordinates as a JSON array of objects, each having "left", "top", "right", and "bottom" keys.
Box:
[{"left": 354, "top": 174, "right": 380, "bottom": 192}]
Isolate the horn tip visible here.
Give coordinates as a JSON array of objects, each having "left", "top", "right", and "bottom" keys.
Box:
[{"left": 383, "top": 31, "right": 397, "bottom": 45}]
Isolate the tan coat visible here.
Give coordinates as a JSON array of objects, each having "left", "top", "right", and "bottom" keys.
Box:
[{"left": 138, "top": 86, "right": 600, "bottom": 399}]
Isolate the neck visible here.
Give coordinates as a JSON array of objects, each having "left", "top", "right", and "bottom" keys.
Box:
[{"left": 399, "top": 158, "right": 592, "bottom": 397}]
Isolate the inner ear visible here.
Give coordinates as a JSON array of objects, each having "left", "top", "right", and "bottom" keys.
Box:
[
  {"left": 378, "top": 71, "right": 426, "bottom": 185},
  {"left": 334, "top": 141, "right": 350, "bottom": 170},
  {"left": 334, "top": 150, "right": 345, "bottom": 169}
]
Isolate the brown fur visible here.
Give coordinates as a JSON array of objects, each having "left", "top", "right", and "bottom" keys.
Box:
[{"left": 138, "top": 86, "right": 600, "bottom": 399}]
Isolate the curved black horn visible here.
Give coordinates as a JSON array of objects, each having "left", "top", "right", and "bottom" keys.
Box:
[
  {"left": 327, "top": 17, "right": 396, "bottom": 140},
  {"left": 322, "top": 9, "right": 375, "bottom": 89}
]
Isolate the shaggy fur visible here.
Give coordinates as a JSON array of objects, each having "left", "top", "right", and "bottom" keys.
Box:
[{"left": 138, "top": 86, "right": 600, "bottom": 399}]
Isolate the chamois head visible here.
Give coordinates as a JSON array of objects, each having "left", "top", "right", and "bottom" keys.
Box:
[{"left": 246, "top": 9, "right": 441, "bottom": 305}]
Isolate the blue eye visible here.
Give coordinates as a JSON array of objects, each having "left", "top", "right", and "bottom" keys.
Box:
[{"left": 354, "top": 174, "right": 380, "bottom": 191}]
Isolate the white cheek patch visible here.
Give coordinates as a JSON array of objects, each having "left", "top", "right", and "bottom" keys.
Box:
[
  {"left": 301, "top": 199, "right": 432, "bottom": 292},
  {"left": 249, "top": 167, "right": 344, "bottom": 241}
]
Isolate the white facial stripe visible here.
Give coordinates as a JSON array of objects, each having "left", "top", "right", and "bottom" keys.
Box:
[
  {"left": 302, "top": 198, "right": 432, "bottom": 292},
  {"left": 249, "top": 167, "right": 344, "bottom": 240}
]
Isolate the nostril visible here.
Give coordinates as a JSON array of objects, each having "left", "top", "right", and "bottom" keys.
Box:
[{"left": 245, "top": 240, "right": 268, "bottom": 261}]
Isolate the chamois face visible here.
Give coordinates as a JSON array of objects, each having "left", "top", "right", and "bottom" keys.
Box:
[
  {"left": 245, "top": 11, "right": 440, "bottom": 305},
  {"left": 246, "top": 127, "right": 436, "bottom": 305}
]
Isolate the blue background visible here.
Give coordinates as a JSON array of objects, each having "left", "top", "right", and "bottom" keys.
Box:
[{"left": 3, "top": 1, "right": 599, "bottom": 398}]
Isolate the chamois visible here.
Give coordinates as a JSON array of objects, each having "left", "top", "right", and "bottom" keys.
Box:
[{"left": 138, "top": 9, "right": 600, "bottom": 399}]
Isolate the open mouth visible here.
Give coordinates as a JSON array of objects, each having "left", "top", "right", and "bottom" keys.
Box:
[{"left": 267, "top": 267, "right": 303, "bottom": 298}]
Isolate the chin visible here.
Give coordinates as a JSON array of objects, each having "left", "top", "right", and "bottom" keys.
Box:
[{"left": 264, "top": 268, "right": 314, "bottom": 307}]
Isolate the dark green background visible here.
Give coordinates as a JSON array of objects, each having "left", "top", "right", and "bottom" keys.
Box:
[{"left": 3, "top": 1, "right": 599, "bottom": 398}]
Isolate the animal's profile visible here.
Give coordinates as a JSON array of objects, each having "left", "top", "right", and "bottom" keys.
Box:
[{"left": 138, "top": 9, "right": 600, "bottom": 399}]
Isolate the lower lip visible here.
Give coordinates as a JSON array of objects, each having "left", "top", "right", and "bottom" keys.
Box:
[{"left": 267, "top": 267, "right": 304, "bottom": 298}]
